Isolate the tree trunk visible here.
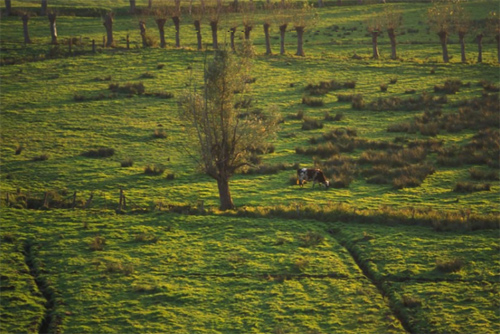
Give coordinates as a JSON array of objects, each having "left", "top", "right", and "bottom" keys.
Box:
[
  {"left": 149, "top": 0, "right": 153, "bottom": 9},
  {"left": 22, "top": 14, "right": 32, "bottom": 44},
  {"left": 279, "top": 24, "right": 287, "bottom": 55},
  {"left": 139, "top": 21, "right": 147, "bottom": 47},
  {"left": 5, "top": 0, "right": 11, "bottom": 16},
  {"left": 371, "top": 31, "right": 380, "bottom": 59},
  {"left": 103, "top": 13, "right": 114, "bottom": 47},
  {"left": 233, "top": 0, "right": 239, "bottom": 11},
  {"left": 217, "top": 177, "right": 234, "bottom": 211},
  {"left": 264, "top": 23, "right": 272, "bottom": 55},
  {"left": 172, "top": 16, "right": 180, "bottom": 47},
  {"left": 129, "top": 0, "right": 136, "bottom": 14},
  {"left": 387, "top": 28, "right": 396, "bottom": 60},
  {"left": 41, "top": 0, "right": 47, "bottom": 16},
  {"left": 156, "top": 18, "right": 166, "bottom": 48},
  {"left": 337, "top": 0, "right": 342, "bottom": 5},
  {"left": 459, "top": 31, "right": 466, "bottom": 63},
  {"left": 476, "top": 33, "right": 483, "bottom": 63},
  {"left": 318, "top": 0, "right": 323, "bottom": 8},
  {"left": 496, "top": 34, "right": 500, "bottom": 64},
  {"left": 210, "top": 21, "right": 218, "bottom": 50},
  {"left": 230, "top": 27, "right": 236, "bottom": 51},
  {"left": 244, "top": 25, "right": 252, "bottom": 40},
  {"left": 48, "top": 13, "right": 57, "bottom": 45},
  {"left": 438, "top": 31, "right": 449, "bottom": 63},
  {"left": 194, "top": 20, "right": 202, "bottom": 50},
  {"left": 295, "top": 26, "right": 305, "bottom": 56}
]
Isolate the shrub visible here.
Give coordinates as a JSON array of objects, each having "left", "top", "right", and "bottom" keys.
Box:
[
  {"left": 299, "top": 231, "right": 324, "bottom": 247},
  {"left": 301, "top": 117, "right": 323, "bottom": 130},
  {"left": 434, "top": 79, "right": 462, "bottom": 94},
  {"left": 89, "top": 236, "right": 105, "bottom": 251},
  {"left": 140, "top": 72, "right": 156, "bottom": 79},
  {"left": 454, "top": 182, "right": 490, "bottom": 193},
  {"left": 144, "top": 164, "right": 165, "bottom": 175},
  {"left": 294, "top": 258, "right": 310, "bottom": 272},
  {"left": 81, "top": 147, "right": 115, "bottom": 158},
  {"left": 32, "top": 154, "right": 49, "bottom": 161},
  {"left": 121, "top": 158, "right": 133, "bottom": 167},
  {"left": 351, "top": 94, "right": 364, "bottom": 110},
  {"left": 153, "top": 129, "right": 167, "bottom": 138},
  {"left": 302, "top": 96, "right": 324, "bottom": 107},
  {"left": 436, "top": 257, "right": 465, "bottom": 273}
]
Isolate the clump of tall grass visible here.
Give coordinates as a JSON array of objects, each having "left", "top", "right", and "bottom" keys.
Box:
[
  {"left": 89, "top": 236, "right": 106, "bottom": 251},
  {"left": 81, "top": 147, "right": 115, "bottom": 158},
  {"left": 105, "top": 261, "right": 134, "bottom": 275},
  {"left": 32, "top": 154, "right": 49, "bottom": 161},
  {"left": 302, "top": 96, "right": 324, "bottom": 107},
  {"left": 434, "top": 79, "right": 464, "bottom": 94},
  {"left": 299, "top": 231, "right": 324, "bottom": 247},
  {"left": 144, "top": 164, "right": 165, "bottom": 175},
  {"left": 121, "top": 158, "right": 133, "bottom": 167},
  {"left": 301, "top": 117, "right": 323, "bottom": 130},
  {"left": 109, "top": 82, "right": 145, "bottom": 95},
  {"left": 153, "top": 129, "right": 167, "bottom": 138},
  {"left": 435, "top": 257, "right": 465, "bottom": 273},
  {"left": 453, "top": 182, "right": 490, "bottom": 193}
]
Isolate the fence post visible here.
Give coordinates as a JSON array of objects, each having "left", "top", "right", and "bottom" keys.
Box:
[
  {"left": 68, "top": 37, "right": 72, "bottom": 54},
  {"left": 126, "top": 34, "right": 130, "bottom": 49},
  {"left": 6, "top": 193, "right": 10, "bottom": 207},
  {"left": 43, "top": 192, "right": 49, "bottom": 209},
  {"left": 85, "top": 193, "right": 93, "bottom": 209},
  {"left": 92, "top": 39, "right": 96, "bottom": 53},
  {"left": 72, "top": 191, "right": 77, "bottom": 209}
]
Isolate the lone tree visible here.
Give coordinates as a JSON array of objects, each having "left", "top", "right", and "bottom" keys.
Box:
[
  {"left": 192, "top": 5, "right": 204, "bottom": 50},
  {"left": 428, "top": 0, "right": 454, "bottom": 63},
  {"left": 178, "top": 50, "right": 279, "bottom": 211},
  {"left": 263, "top": 2, "right": 274, "bottom": 55},
  {"left": 170, "top": 0, "right": 182, "bottom": 48},
  {"left": 276, "top": 0, "right": 292, "bottom": 55}
]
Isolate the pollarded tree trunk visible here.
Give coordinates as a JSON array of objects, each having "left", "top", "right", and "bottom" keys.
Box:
[
  {"left": 103, "top": 13, "right": 114, "bottom": 47},
  {"left": 41, "top": 0, "right": 47, "bottom": 16},
  {"left": 172, "top": 16, "right": 180, "bottom": 48},
  {"left": 496, "top": 34, "right": 500, "bottom": 64},
  {"left": 48, "top": 12, "right": 57, "bottom": 44},
  {"left": 279, "top": 24, "right": 287, "bottom": 55},
  {"left": 476, "top": 33, "right": 483, "bottom": 63},
  {"left": 458, "top": 31, "right": 466, "bottom": 63},
  {"left": 5, "top": 0, "right": 11, "bottom": 16},
  {"left": 264, "top": 23, "right": 272, "bottom": 55},
  {"left": 139, "top": 21, "right": 147, "bottom": 48},
  {"left": 230, "top": 27, "right": 236, "bottom": 51},
  {"left": 155, "top": 18, "right": 166, "bottom": 48},
  {"left": 371, "top": 31, "right": 380, "bottom": 59},
  {"left": 244, "top": 25, "right": 252, "bottom": 40},
  {"left": 295, "top": 26, "right": 305, "bottom": 56},
  {"left": 22, "top": 14, "right": 32, "bottom": 44},
  {"left": 129, "top": 0, "right": 136, "bottom": 14},
  {"left": 438, "top": 31, "right": 449, "bottom": 63},
  {"left": 387, "top": 28, "right": 397, "bottom": 60},
  {"left": 194, "top": 20, "right": 202, "bottom": 50},
  {"left": 210, "top": 21, "right": 218, "bottom": 50},
  {"left": 217, "top": 177, "right": 234, "bottom": 211}
]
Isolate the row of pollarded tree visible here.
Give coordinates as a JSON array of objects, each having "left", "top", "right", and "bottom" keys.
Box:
[{"left": 15, "top": 0, "right": 500, "bottom": 62}]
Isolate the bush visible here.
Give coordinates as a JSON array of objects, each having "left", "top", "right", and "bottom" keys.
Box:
[
  {"left": 302, "top": 96, "right": 324, "bottom": 107},
  {"left": 301, "top": 117, "right": 323, "bottom": 130},
  {"left": 436, "top": 257, "right": 465, "bottom": 273},
  {"left": 434, "top": 79, "right": 462, "bottom": 94},
  {"left": 144, "top": 164, "right": 165, "bottom": 175},
  {"left": 81, "top": 147, "right": 115, "bottom": 158},
  {"left": 121, "top": 158, "right": 133, "bottom": 167},
  {"left": 351, "top": 94, "right": 364, "bottom": 110},
  {"left": 454, "top": 182, "right": 490, "bottom": 193},
  {"left": 32, "top": 154, "right": 49, "bottom": 161}
]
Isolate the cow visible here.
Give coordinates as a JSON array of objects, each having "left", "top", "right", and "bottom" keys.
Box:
[{"left": 297, "top": 168, "right": 330, "bottom": 188}]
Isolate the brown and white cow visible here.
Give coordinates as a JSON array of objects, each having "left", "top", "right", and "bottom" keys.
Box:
[{"left": 297, "top": 168, "right": 330, "bottom": 188}]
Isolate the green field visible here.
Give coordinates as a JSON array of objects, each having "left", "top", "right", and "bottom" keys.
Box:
[{"left": 1, "top": 1, "right": 499, "bottom": 333}]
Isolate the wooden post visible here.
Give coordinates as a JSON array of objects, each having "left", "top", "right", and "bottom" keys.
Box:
[
  {"left": 68, "top": 37, "right": 72, "bottom": 54},
  {"left": 6, "top": 193, "right": 10, "bottom": 207},
  {"left": 118, "top": 189, "right": 123, "bottom": 212},
  {"left": 126, "top": 34, "right": 130, "bottom": 49},
  {"left": 43, "top": 192, "right": 49, "bottom": 208},
  {"left": 197, "top": 200, "right": 204, "bottom": 213},
  {"left": 92, "top": 39, "right": 96, "bottom": 53}
]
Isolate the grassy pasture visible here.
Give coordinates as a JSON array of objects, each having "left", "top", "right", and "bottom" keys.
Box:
[{"left": 1, "top": 1, "right": 499, "bottom": 333}]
